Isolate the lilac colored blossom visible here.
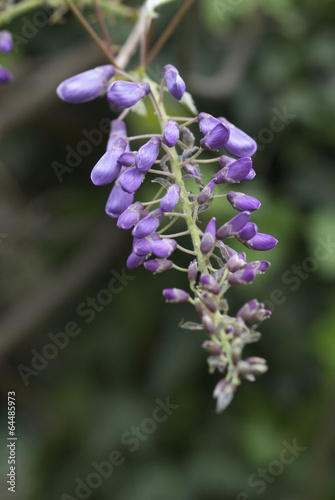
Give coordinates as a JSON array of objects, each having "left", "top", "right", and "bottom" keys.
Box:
[
  {"left": 243, "top": 168, "right": 256, "bottom": 181},
  {"left": 237, "top": 299, "right": 271, "bottom": 322},
  {"left": 181, "top": 127, "right": 195, "bottom": 147},
  {"left": 133, "top": 236, "right": 152, "bottom": 256},
  {"left": 202, "top": 340, "right": 223, "bottom": 356},
  {"left": 91, "top": 138, "right": 126, "bottom": 185},
  {"left": 0, "top": 31, "right": 13, "bottom": 54},
  {"left": 200, "top": 274, "right": 221, "bottom": 295},
  {"left": 126, "top": 251, "right": 147, "bottom": 269},
  {"left": 118, "top": 167, "right": 145, "bottom": 193},
  {"left": 0, "top": 66, "right": 13, "bottom": 84},
  {"left": 219, "top": 117, "right": 257, "bottom": 157},
  {"left": 182, "top": 163, "right": 198, "bottom": 176},
  {"left": 228, "top": 268, "right": 256, "bottom": 285},
  {"left": 213, "top": 379, "right": 236, "bottom": 413},
  {"left": 245, "top": 260, "right": 270, "bottom": 274},
  {"left": 151, "top": 238, "right": 177, "bottom": 258},
  {"left": 132, "top": 209, "right": 164, "bottom": 239},
  {"left": 144, "top": 259, "right": 173, "bottom": 273},
  {"left": 202, "top": 314, "right": 215, "bottom": 335},
  {"left": 106, "top": 81, "right": 150, "bottom": 109},
  {"left": 216, "top": 211, "right": 251, "bottom": 240},
  {"left": 57, "top": 65, "right": 115, "bottom": 103},
  {"left": 117, "top": 201, "right": 143, "bottom": 230},
  {"left": 242, "top": 233, "right": 278, "bottom": 251},
  {"left": 106, "top": 120, "right": 128, "bottom": 151},
  {"left": 201, "top": 292, "right": 217, "bottom": 313},
  {"left": 227, "top": 191, "right": 261, "bottom": 212},
  {"left": 200, "top": 122, "right": 230, "bottom": 151},
  {"left": 163, "top": 288, "right": 190, "bottom": 303},
  {"left": 188, "top": 259, "right": 198, "bottom": 282},
  {"left": 237, "top": 222, "right": 258, "bottom": 241},
  {"left": 160, "top": 184, "right": 180, "bottom": 212},
  {"left": 197, "top": 179, "right": 215, "bottom": 205},
  {"left": 135, "top": 136, "right": 161, "bottom": 172},
  {"left": 117, "top": 152, "right": 135, "bottom": 167},
  {"left": 163, "top": 120, "right": 179, "bottom": 147},
  {"left": 198, "top": 113, "right": 220, "bottom": 135},
  {"left": 162, "top": 64, "right": 186, "bottom": 101},
  {"left": 227, "top": 252, "right": 247, "bottom": 271},
  {"left": 105, "top": 180, "right": 134, "bottom": 219},
  {"left": 200, "top": 217, "right": 216, "bottom": 254},
  {"left": 215, "top": 157, "right": 252, "bottom": 184}
]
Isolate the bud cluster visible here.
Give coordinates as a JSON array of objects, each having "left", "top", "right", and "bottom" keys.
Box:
[{"left": 56, "top": 62, "right": 277, "bottom": 413}]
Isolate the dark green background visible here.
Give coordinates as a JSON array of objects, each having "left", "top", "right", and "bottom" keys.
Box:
[{"left": 0, "top": 0, "right": 334, "bottom": 499}]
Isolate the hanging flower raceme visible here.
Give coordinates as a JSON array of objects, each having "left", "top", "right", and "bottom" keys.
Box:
[{"left": 56, "top": 61, "right": 277, "bottom": 414}]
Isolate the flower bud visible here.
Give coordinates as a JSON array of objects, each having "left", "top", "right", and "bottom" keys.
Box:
[
  {"left": 237, "top": 222, "right": 258, "bottom": 241},
  {"left": 57, "top": 65, "right": 115, "bottom": 103},
  {"left": 151, "top": 238, "right": 177, "bottom": 258},
  {"left": 227, "top": 191, "right": 261, "bottom": 212},
  {"left": 105, "top": 179, "right": 134, "bottom": 218},
  {"left": 202, "top": 314, "right": 215, "bottom": 335},
  {"left": 182, "top": 163, "right": 198, "bottom": 176},
  {"left": 200, "top": 122, "right": 230, "bottom": 151},
  {"left": 243, "top": 168, "right": 256, "bottom": 181},
  {"left": 117, "top": 202, "right": 143, "bottom": 230},
  {"left": 163, "top": 120, "right": 179, "bottom": 147},
  {"left": 245, "top": 260, "right": 270, "bottom": 274},
  {"left": 163, "top": 288, "right": 190, "bottom": 302},
  {"left": 200, "top": 217, "right": 216, "bottom": 254},
  {"left": 133, "top": 236, "right": 152, "bottom": 256},
  {"left": 160, "top": 184, "right": 181, "bottom": 212},
  {"left": 215, "top": 157, "right": 252, "bottom": 184},
  {"left": 132, "top": 208, "right": 164, "bottom": 239},
  {"left": 198, "top": 113, "right": 220, "bottom": 135},
  {"left": 201, "top": 291, "right": 217, "bottom": 313},
  {"left": 242, "top": 233, "right": 278, "bottom": 251},
  {"left": 91, "top": 138, "right": 126, "bottom": 185},
  {"left": 213, "top": 379, "right": 237, "bottom": 413},
  {"left": 200, "top": 274, "right": 221, "bottom": 295},
  {"left": 126, "top": 251, "right": 147, "bottom": 269},
  {"left": 0, "top": 66, "right": 13, "bottom": 84},
  {"left": 135, "top": 136, "right": 161, "bottom": 172},
  {"left": 188, "top": 259, "right": 198, "bottom": 282},
  {"left": 118, "top": 152, "right": 136, "bottom": 167},
  {"left": 219, "top": 117, "right": 257, "bottom": 157},
  {"left": 227, "top": 252, "right": 247, "bottom": 271},
  {"left": 197, "top": 178, "right": 215, "bottom": 205},
  {"left": 181, "top": 127, "right": 195, "bottom": 147},
  {"left": 144, "top": 258, "right": 173, "bottom": 273},
  {"left": 237, "top": 299, "right": 271, "bottom": 322},
  {"left": 0, "top": 31, "right": 13, "bottom": 54},
  {"left": 162, "top": 64, "right": 186, "bottom": 101},
  {"left": 118, "top": 167, "right": 145, "bottom": 194},
  {"left": 106, "top": 81, "right": 150, "bottom": 109},
  {"left": 106, "top": 120, "right": 128, "bottom": 151},
  {"left": 216, "top": 211, "right": 251, "bottom": 240},
  {"left": 228, "top": 268, "right": 256, "bottom": 285},
  {"left": 202, "top": 340, "right": 222, "bottom": 356},
  {"left": 237, "top": 357, "right": 268, "bottom": 381}
]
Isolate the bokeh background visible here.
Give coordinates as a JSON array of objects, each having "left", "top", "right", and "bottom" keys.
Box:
[{"left": 1, "top": 0, "right": 335, "bottom": 499}]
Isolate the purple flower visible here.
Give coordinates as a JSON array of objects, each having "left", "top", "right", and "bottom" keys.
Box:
[
  {"left": 201, "top": 292, "right": 217, "bottom": 313},
  {"left": 57, "top": 65, "right": 115, "bottom": 103},
  {"left": 144, "top": 259, "right": 173, "bottom": 273},
  {"left": 237, "top": 299, "right": 271, "bottom": 322},
  {"left": 200, "top": 122, "right": 230, "bottom": 151},
  {"left": 91, "top": 138, "right": 127, "bottom": 185},
  {"left": 117, "top": 152, "right": 136, "bottom": 167},
  {"left": 215, "top": 157, "right": 252, "bottom": 184},
  {"left": 133, "top": 236, "right": 152, "bottom": 256},
  {"left": 117, "top": 201, "right": 143, "bottom": 230},
  {"left": 118, "top": 167, "right": 145, "bottom": 193},
  {"left": 106, "top": 81, "right": 150, "bottom": 109},
  {"left": 163, "top": 288, "right": 190, "bottom": 303},
  {"left": 200, "top": 217, "right": 216, "bottom": 254},
  {"left": 105, "top": 180, "right": 134, "bottom": 219},
  {"left": 242, "top": 233, "right": 278, "bottom": 251},
  {"left": 163, "top": 120, "right": 179, "bottom": 147},
  {"left": 162, "top": 64, "right": 186, "bottom": 101},
  {"left": 160, "top": 184, "right": 180, "bottom": 212},
  {"left": 219, "top": 117, "right": 257, "bottom": 157},
  {"left": 182, "top": 163, "right": 198, "bottom": 176},
  {"left": 237, "top": 222, "right": 258, "bottom": 241},
  {"left": 216, "top": 211, "right": 251, "bottom": 240},
  {"left": 245, "top": 260, "right": 270, "bottom": 274},
  {"left": 106, "top": 120, "right": 128, "bottom": 151},
  {"left": 0, "top": 66, "right": 13, "bottom": 84},
  {"left": 0, "top": 31, "right": 13, "bottom": 54},
  {"left": 198, "top": 113, "right": 221, "bottom": 135},
  {"left": 126, "top": 251, "right": 147, "bottom": 269},
  {"left": 228, "top": 268, "right": 256, "bottom": 285},
  {"left": 227, "top": 191, "right": 261, "bottom": 211},
  {"left": 135, "top": 137, "right": 161, "bottom": 172},
  {"left": 227, "top": 252, "right": 247, "bottom": 271},
  {"left": 151, "top": 238, "right": 177, "bottom": 258},
  {"left": 202, "top": 314, "right": 215, "bottom": 335},
  {"left": 200, "top": 274, "right": 221, "bottom": 295},
  {"left": 243, "top": 169, "right": 256, "bottom": 181},
  {"left": 188, "top": 259, "right": 198, "bottom": 282},
  {"left": 132, "top": 208, "right": 164, "bottom": 238},
  {"left": 213, "top": 379, "right": 237, "bottom": 413},
  {"left": 197, "top": 179, "right": 215, "bottom": 205}
]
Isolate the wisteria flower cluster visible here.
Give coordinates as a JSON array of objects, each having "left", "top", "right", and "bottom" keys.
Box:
[
  {"left": 0, "top": 29, "right": 13, "bottom": 84},
  {"left": 57, "top": 62, "right": 277, "bottom": 413}
]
